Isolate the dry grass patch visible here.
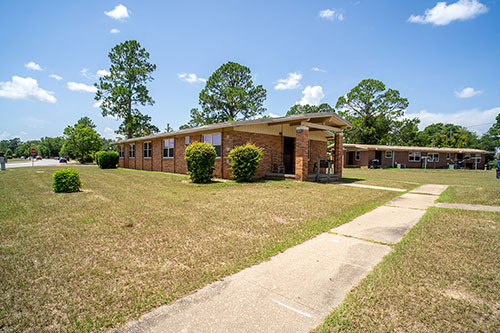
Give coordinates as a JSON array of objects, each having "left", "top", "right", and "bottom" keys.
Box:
[
  {"left": 315, "top": 208, "right": 500, "bottom": 332},
  {"left": 343, "top": 168, "right": 500, "bottom": 205},
  {"left": 0, "top": 166, "right": 397, "bottom": 332}
]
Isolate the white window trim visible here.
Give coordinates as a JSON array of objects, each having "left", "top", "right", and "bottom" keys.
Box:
[
  {"left": 119, "top": 145, "right": 124, "bottom": 158},
  {"left": 408, "top": 151, "right": 421, "bottom": 162},
  {"left": 202, "top": 132, "right": 222, "bottom": 158},
  {"left": 129, "top": 144, "right": 135, "bottom": 159},
  {"left": 385, "top": 151, "right": 392, "bottom": 159},
  {"left": 446, "top": 153, "right": 450, "bottom": 160},
  {"left": 427, "top": 153, "right": 439, "bottom": 162},
  {"left": 143, "top": 141, "right": 152, "bottom": 159},
  {"left": 163, "top": 138, "right": 175, "bottom": 159},
  {"left": 355, "top": 151, "right": 360, "bottom": 161}
]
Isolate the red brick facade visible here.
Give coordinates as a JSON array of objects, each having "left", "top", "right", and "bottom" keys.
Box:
[
  {"left": 343, "top": 150, "right": 486, "bottom": 169},
  {"left": 117, "top": 128, "right": 331, "bottom": 180}
]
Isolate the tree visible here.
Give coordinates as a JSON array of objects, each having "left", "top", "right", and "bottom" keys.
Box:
[
  {"left": 182, "top": 62, "right": 267, "bottom": 128},
  {"left": 95, "top": 40, "right": 158, "bottom": 139},
  {"left": 5, "top": 148, "right": 13, "bottom": 158},
  {"left": 416, "top": 123, "right": 480, "bottom": 148},
  {"left": 335, "top": 79, "right": 409, "bottom": 144},
  {"left": 390, "top": 118, "right": 421, "bottom": 146},
  {"left": 165, "top": 123, "right": 173, "bottom": 132},
  {"left": 38, "top": 136, "right": 64, "bottom": 157},
  {"left": 63, "top": 117, "right": 103, "bottom": 163},
  {"left": 286, "top": 103, "right": 334, "bottom": 116},
  {"left": 480, "top": 113, "right": 500, "bottom": 152}
]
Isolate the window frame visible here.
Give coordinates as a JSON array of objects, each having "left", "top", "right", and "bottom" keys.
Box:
[
  {"left": 427, "top": 153, "right": 439, "bottom": 162},
  {"left": 143, "top": 141, "right": 152, "bottom": 158},
  {"left": 129, "top": 144, "right": 135, "bottom": 158},
  {"left": 355, "top": 151, "right": 361, "bottom": 161},
  {"left": 408, "top": 151, "right": 421, "bottom": 162},
  {"left": 119, "top": 145, "right": 124, "bottom": 158},
  {"left": 185, "top": 136, "right": 190, "bottom": 146},
  {"left": 202, "top": 132, "right": 222, "bottom": 157},
  {"left": 446, "top": 153, "right": 450, "bottom": 160},
  {"left": 163, "top": 138, "right": 174, "bottom": 158},
  {"left": 385, "top": 151, "right": 392, "bottom": 159}
]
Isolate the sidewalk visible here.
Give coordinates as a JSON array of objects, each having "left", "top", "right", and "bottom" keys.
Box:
[{"left": 117, "top": 184, "right": 448, "bottom": 333}]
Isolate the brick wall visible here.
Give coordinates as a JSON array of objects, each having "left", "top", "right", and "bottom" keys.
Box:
[{"left": 295, "top": 126, "right": 309, "bottom": 181}]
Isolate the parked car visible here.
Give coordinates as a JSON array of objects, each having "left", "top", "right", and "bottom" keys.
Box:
[
  {"left": 54, "top": 157, "right": 60, "bottom": 160},
  {"left": 35, "top": 156, "right": 42, "bottom": 160},
  {"left": 59, "top": 157, "right": 67, "bottom": 163}
]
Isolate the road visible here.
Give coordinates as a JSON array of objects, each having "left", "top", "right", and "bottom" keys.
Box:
[{"left": 5, "top": 159, "right": 68, "bottom": 168}]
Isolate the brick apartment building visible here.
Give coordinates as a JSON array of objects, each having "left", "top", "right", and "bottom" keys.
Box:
[
  {"left": 112, "top": 112, "right": 351, "bottom": 181},
  {"left": 331, "top": 143, "right": 490, "bottom": 169}
]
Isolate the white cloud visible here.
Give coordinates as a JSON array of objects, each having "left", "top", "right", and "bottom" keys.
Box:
[
  {"left": 0, "top": 76, "right": 56, "bottom": 103},
  {"left": 319, "top": 9, "right": 344, "bottom": 21},
  {"left": 102, "top": 127, "right": 117, "bottom": 139},
  {"left": 178, "top": 73, "right": 206, "bottom": 84},
  {"left": 311, "top": 67, "right": 326, "bottom": 73},
  {"left": 105, "top": 4, "right": 129, "bottom": 20},
  {"left": 67, "top": 82, "right": 97, "bottom": 93},
  {"left": 454, "top": 87, "right": 482, "bottom": 98},
  {"left": 25, "top": 61, "right": 42, "bottom": 71},
  {"left": 93, "top": 100, "right": 102, "bottom": 108},
  {"left": 269, "top": 113, "right": 280, "bottom": 118},
  {"left": 80, "top": 68, "right": 93, "bottom": 79},
  {"left": 110, "top": 28, "right": 120, "bottom": 34},
  {"left": 0, "top": 131, "right": 11, "bottom": 140},
  {"left": 96, "top": 69, "right": 110, "bottom": 76},
  {"left": 298, "top": 85, "right": 325, "bottom": 106},
  {"left": 274, "top": 72, "right": 302, "bottom": 90},
  {"left": 408, "top": 0, "right": 488, "bottom": 26},
  {"left": 49, "top": 74, "right": 63, "bottom": 81},
  {"left": 405, "top": 107, "right": 500, "bottom": 134}
]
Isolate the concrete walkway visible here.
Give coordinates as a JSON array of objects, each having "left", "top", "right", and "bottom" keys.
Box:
[
  {"left": 435, "top": 202, "right": 500, "bottom": 212},
  {"left": 333, "top": 182, "right": 406, "bottom": 192},
  {"left": 117, "top": 184, "right": 448, "bottom": 333}
]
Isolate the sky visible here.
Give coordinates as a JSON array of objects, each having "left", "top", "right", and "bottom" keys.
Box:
[{"left": 0, "top": 0, "right": 499, "bottom": 141}]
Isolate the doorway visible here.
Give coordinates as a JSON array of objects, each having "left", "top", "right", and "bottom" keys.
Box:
[
  {"left": 348, "top": 151, "right": 355, "bottom": 165},
  {"left": 283, "top": 137, "right": 295, "bottom": 174}
]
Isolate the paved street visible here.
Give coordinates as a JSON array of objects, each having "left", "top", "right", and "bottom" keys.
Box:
[{"left": 5, "top": 159, "right": 66, "bottom": 168}]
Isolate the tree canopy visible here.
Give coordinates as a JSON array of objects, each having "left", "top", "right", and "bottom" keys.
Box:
[
  {"left": 416, "top": 123, "right": 480, "bottom": 148},
  {"left": 95, "top": 40, "right": 158, "bottom": 139},
  {"left": 336, "top": 79, "right": 410, "bottom": 144},
  {"left": 286, "top": 103, "right": 334, "bottom": 116},
  {"left": 480, "top": 113, "right": 500, "bottom": 153},
  {"left": 182, "top": 62, "right": 267, "bottom": 128},
  {"left": 63, "top": 117, "right": 103, "bottom": 163}
]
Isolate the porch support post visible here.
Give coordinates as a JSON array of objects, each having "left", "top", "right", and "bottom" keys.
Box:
[
  {"left": 334, "top": 132, "right": 344, "bottom": 179},
  {"left": 295, "top": 126, "right": 309, "bottom": 181}
]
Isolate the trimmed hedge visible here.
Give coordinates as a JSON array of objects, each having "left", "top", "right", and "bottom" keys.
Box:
[
  {"left": 185, "top": 142, "right": 216, "bottom": 183},
  {"left": 229, "top": 143, "right": 264, "bottom": 182},
  {"left": 97, "top": 151, "right": 119, "bottom": 169},
  {"left": 52, "top": 168, "right": 81, "bottom": 193}
]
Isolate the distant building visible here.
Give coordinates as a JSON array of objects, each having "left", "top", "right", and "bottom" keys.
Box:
[
  {"left": 112, "top": 112, "right": 351, "bottom": 181},
  {"left": 328, "top": 143, "right": 490, "bottom": 169}
]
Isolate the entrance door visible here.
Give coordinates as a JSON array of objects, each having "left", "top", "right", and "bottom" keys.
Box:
[
  {"left": 283, "top": 137, "right": 295, "bottom": 174},
  {"left": 348, "top": 151, "right": 355, "bottom": 165},
  {"left": 375, "top": 151, "right": 382, "bottom": 161}
]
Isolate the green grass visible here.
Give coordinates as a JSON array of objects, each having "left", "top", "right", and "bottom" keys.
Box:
[
  {"left": 0, "top": 166, "right": 398, "bottom": 332},
  {"left": 315, "top": 208, "right": 500, "bottom": 332},
  {"left": 343, "top": 168, "right": 500, "bottom": 205}
]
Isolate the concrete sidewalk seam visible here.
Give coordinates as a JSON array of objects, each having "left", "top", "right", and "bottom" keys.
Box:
[{"left": 328, "top": 231, "right": 394, "bottom": 247}]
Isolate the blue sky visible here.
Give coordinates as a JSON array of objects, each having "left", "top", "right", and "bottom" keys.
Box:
[{"left": 0, "top": 0, "right": 499, "bottom": 141}]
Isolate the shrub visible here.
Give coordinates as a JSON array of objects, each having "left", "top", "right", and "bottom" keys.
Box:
[
  {"left": 185, "top": 142, "right": 216, "bottom": 183},
  {"left": 5, "top": 148, "right": 13, "bottom": 159},
  {"left": 79, "top": 155, "right": 94, "bottom": 164},
  {"left": 98, "top": 151, "right": 119, "bottom": 169},
  {"left": 94, "top": 151, "right": 105, "bottom": 166},
  {"left": 229, "top": 143, "right": 264, "bottom": 182},
  {"left": 52, "top": 168, "right": 81, "bottom": 193}
]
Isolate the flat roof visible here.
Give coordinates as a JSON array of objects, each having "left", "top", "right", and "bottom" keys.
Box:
[
  {"left": 112, "top": 112, "right": 351, "bottom": 144},
  {"left": 328, "top": 143, "right": 490, "bottom": 154}
]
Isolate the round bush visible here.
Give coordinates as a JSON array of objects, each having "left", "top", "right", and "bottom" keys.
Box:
[
  {"left": 229, "top": 143, "right": 264, "bottom": 182},
  {"left": 94, "top": 151, "right": 105, "bottom": 167},
  {"left": 52, "top": 168, "right": 81, "bottom": 193},
  {"left": 98, "top": 151, "right": 119, "bottom": 169},
  {"left": 185, "top": 142, "right": 216, "bottom": 183}
]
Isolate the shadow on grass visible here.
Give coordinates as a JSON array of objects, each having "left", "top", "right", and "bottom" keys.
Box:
[{"left": 340, "top": 177, "right": 366, "bottom": 184}]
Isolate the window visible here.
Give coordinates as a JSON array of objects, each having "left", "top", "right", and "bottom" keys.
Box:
[
  {"left": 163, "top": 139, "right": 174, "bottom": 158},
  {"left": 129, "top": 144, "right": 135, "bottom": 158},
  {"left": 427, "top": 153, "right": 439, "bottom": 162},
  {"left": 385, "top": 151, "right": 392, "bottom": 159},
  {"left": 202, "top": 133, "right": 222, "bottom": 157},
  {"left": 143, "top": 142, "right": 152, "bottom": 158},
  {"left": 464, "top": 154, "right": 470, "bottom": 160},
  {"left": 446, "top": 153, "right": 450, "bottom": 160},
  {"left": 355, "top": 151, "right": 361, "bottom": 161},
  {"left": 185, "top": 136, "right": 190, "bottom": 146},
  {"left": 408, "top": 151, "right": 421, "bottom": 162},
  {"left": 119, "top": 145, "right": 124, "bottom": 158}
]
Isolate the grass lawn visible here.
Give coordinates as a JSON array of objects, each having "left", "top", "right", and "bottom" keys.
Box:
[
  {"left": 343, "top": 168, "right": 500, "bottom": 205},
  {"left": 315, "top": 208, "right": 500, "bottom": 332},
  {"left": 0, "top": 166, "right": 398, "bottom": 332},
  {"left": 5, "top": 158, "right": 27, "bottom": 164}
]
